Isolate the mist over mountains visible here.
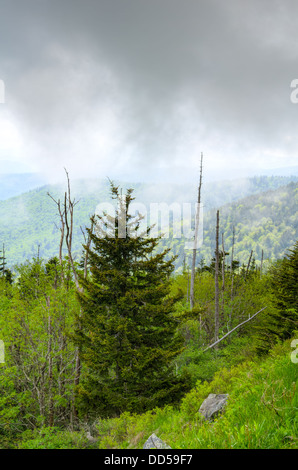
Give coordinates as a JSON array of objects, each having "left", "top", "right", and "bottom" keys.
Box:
[
  {"left": 0, "top": 163, "right": 297, "bottom": 201},
  {"left": 0, "top": 171, "right": 297, "bottom": 271},
  {"left": 0, "top": 173, "right": 47, "bottom": 200}
]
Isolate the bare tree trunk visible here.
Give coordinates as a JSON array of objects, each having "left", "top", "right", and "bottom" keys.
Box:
[
  {"left": 1, "top": 243, "right": 6, "bottom": 275},
  {"left": 81, "top": 217, "right": 95, "bottom": 280},
  {"left": 63, "top": 169, "right": 82, "bottom": 292},
  {"left": 59, "top": 208, "right": 65, "bottom": 267},
  {"left": 221, "top": 232, "right": 225, "bottom": 322},
  {"left": 260, "top": 249, "right": 264, "bottom": 276},
  {"left": 214, "top": 210, "right": 220, "bottom": 344},
  {"left": 190, "top": 152, "right": 203, "bottom": 309},
  {"left": 245, "top": 250, "right": 253, "bottom": 280},
  {"left": 47, "top": 193, "right": 66, "bottom": 281},
  {"left": 187, "top": 266, "right": 190, "bottom": 305},
  {"left": 230, "top": 226, "right": 235, "bottom": 299},
  {"left": 48, "top": 169, "right": 84, "bottom": 426}
]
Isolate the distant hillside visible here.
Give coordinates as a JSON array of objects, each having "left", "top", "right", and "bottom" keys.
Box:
[
  {"left": 0, "top": 173, "right": 47, "bottom": 200},
  {"left": 162, "top": 181, "right": 298, "bottom": 271},
  {"left": 0, "top": 175, "right": 297, "bottom": 270},
  {"left": 204, "top": 181, "right": 298, "bottom": 262}
]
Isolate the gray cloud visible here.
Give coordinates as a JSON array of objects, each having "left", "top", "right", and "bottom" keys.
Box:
[{"left": 0, "top": 0, "right": 298, "bottom": 183}]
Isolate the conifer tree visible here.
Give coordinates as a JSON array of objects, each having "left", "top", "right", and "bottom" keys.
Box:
[
  {"left": 270, "top": 240, "right": 298, "bottom": 338},
  {"left": 73, "top": 183, "right": 190, "bottom": 417},
  {"left": 255, "top": 240, "right": 298, "bottom": 354}
]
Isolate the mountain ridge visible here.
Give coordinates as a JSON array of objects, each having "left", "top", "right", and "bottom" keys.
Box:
[{"left": 0, "top": 175, "right": 297, "bottom": 270}]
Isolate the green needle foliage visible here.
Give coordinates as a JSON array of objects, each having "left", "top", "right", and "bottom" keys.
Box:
[
  {"left": 73, "top": 182, "right": 191, "bottom": 418},
  {"left": 254, "top": 240, "right": 298, "bottom": 354},
  {"left": 270, "top": 240, "right": 298, "bottom": 338}
]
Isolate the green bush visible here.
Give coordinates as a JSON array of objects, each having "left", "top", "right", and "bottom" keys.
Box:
[
  {"left": 18, "top": 426, "right": 97, "bottom": 449},
  {"left": 90, "top": 338, "right": 298, "bottom": 449}
]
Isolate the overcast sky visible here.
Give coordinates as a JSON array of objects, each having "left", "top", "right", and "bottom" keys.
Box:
[{"left": 0, "top": 0, "right": 298, "bottom": 184}]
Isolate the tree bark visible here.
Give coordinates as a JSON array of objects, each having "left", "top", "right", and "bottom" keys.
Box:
[
  {"left": 47, "top": 193, "right": 66, "bottom": 288},
  {"left": 245, "top": 250, "right": 253, "bottom": 279},
  {"left": 260, "top": 249, "right": 264, "bottom": 276},
  {"left": 230, "top": 226, "right": 235, "bottom": 299},
  {"left": 221, "top": 232, "right": 225, "bottom": 321},
  {"left": 190, "top": 152, "right": 203, "bottom": 309},
  {"left": 214, "top": 210, "right": 220, "bottom": 344}
]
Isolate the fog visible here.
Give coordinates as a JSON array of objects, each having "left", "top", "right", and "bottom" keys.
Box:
[{"left": 0, "top": 0, "right": 298, "bottom": 184}]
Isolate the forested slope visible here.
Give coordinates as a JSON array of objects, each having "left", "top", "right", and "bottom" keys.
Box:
[
  {"left": 0, "top": 175, "right": 297, "bottom": 270},
  {"left": 199, "top": 181, "right": 298, "bottom": 266},
  {"left": 0, "top": 178, "right": 297, "bottom": 450},
  {"left": 159, "top": 181, "right": 298, "bottom": 270}
]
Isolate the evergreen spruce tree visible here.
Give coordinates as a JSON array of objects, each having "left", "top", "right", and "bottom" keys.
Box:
[
  {"left": 270, "top": 240, "right": 298, "bottom": 338},
  {"left": 73, "top": 183, "right": 191, "bottom": 418},
  {"left": 255, "top": 240, "right": 298, "bottom": 354}
]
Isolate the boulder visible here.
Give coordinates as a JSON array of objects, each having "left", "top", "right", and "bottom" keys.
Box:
[
  {"left": 198, "top": 393, "right": 228, "bottom": 421},
  {"left": 86, "top": 431, "right": 98, "bottom": 443},
  {"left": 143, "top": 433, "right": 171, "bottom": 449}
]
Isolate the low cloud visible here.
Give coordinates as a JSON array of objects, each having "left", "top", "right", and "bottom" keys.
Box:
[{"left": 0, "top": 0, "right": 298, "bottom": 183}]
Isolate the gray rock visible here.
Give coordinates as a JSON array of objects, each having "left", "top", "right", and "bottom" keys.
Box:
[
  {"left": 86, "top": 431, "right": 98, "bottom": 443},
  {"left": 198, "top": 393, "right": 228, "bottom": 421},
  {"left": 143, "top": 433, "right": 171, "bottom": 449}
]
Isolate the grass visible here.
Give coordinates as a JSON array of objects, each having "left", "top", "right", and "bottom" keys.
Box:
[
  {"left": 12, "top": 337, "right": 298, "bottom": 449},
  {"left": 92, "top": 338, "right": 298, "bottom": 449}
]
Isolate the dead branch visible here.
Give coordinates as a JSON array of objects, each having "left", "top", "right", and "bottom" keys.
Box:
[
  {"left": 190, "top": 152, "right": 203, "bottom": 309},
  {"left": 47, "top": 192, "right": 65, "bottom": 265},
  {"left": 214, "top": 210, "right": 220, "bottom": 344}
]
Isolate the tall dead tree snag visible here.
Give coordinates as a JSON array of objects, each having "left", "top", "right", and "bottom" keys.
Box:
[
  {"left": 230, "top": 225, "right": 235, "bottom": 300},
  {"left": 0, "top": 243, "right": 6, "bottom": 276},
  {"left": 48, "top": 168, "right": 82, "bottom": 290},
  {"left": 190, "top": 152, "right": 203, "bottom": 309},
  {"left": 64, "top": 168, "right": 81, "bottom": 291},
  {"left": 214, "top": 210, "right": 220, "bottom": 344},
  {"left": 80, "top": 217, "right": 95, "bottom": 280},
  {"left": 245, "top": 249, "right": 253, "bottom": 280},
  {"left": 260, "top": 248, "right": 264, "bottom": 276},
  {"left": 221, "top": 232, "right": 225, "bottom": 321},
  {"left": 47, "top": 194, "right": 65, "bottom": 267},
  {"left": 48, "top": 169, "right": 96, "bottom": 423}
]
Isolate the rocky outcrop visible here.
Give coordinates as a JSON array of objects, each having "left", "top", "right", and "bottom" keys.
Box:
[
  {"left": 198, "top": 393, "right": 228, "bottom": 421},
  {"left": 143, "top": 433, "right": 172, "bottom": 449}
]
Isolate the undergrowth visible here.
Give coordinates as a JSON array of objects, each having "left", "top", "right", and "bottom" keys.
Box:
[{"left": 16, "top": 337, "right": 298, "bottom": 449}]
